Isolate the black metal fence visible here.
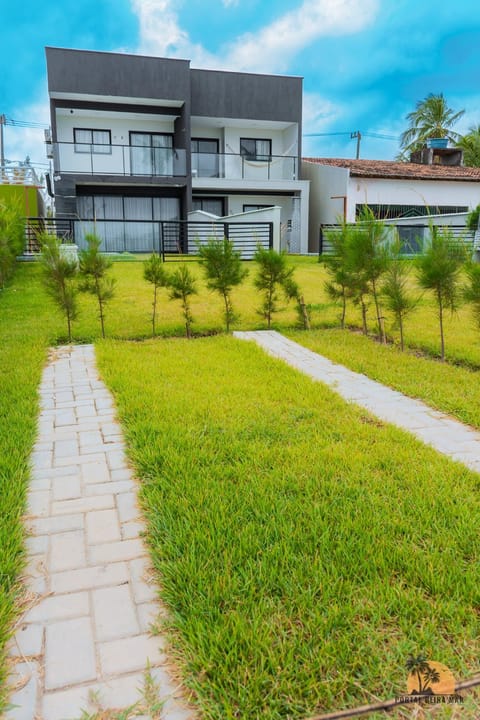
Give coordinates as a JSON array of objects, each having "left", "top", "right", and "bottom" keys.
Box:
[
  {"left": 23, "top": 218, "right": 273, "bottom": 259},
  {"left": 319, "top": 223, "right": 475, "bottom": 257},
  {"left": 25, "top": 218, "right": 75, "bottom": 253}
]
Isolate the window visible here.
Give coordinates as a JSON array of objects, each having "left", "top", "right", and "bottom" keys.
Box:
[
  {"left": 130, "top": 132, "right": 173, "bottom": 175},
  {"left": 243, "top": 204, "right": 272, "bottom": 212},
  {"left": 191, "top": 139, "right": 219, "bottom": 177},
  {"left": 74, "top": 128, "right": 111, "bottom": 154},
  {"left": 240, "top": 138, "right": 272, "bottom": 162},
  {"left": 193, "top": 197, "right": 225, "bottom": 216}
]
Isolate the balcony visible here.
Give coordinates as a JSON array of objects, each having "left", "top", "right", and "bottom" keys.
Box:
[
  {"left": 191, "top": 152, "right": 297, "bottom": 181},
  {"left": 52, "top": 142, "right": 187, "bottom": 177}
]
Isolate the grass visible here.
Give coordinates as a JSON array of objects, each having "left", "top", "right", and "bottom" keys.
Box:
[
  {"left": 0, "top": 265, "right": 59, "bottom": 712},
  {"left": 286, "top": 328, "right": 480, "bottom": 430},
  {"left": 96, "top": 335, "right": 480, "bottom": 719},
  {"left": 2, "top": 257, "right": 480, "bottom": 715}
]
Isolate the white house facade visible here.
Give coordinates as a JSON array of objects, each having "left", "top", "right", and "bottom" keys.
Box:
[
  {"left": 46, "top": 47, "right": 309, "bottom": 254},
  {"left": 302, "top": 158, "right": 480, "bottom": 252}
]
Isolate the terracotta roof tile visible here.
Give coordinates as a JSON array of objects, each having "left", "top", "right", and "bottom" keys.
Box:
[{"left": 302, "top": 157, "right": 480, "bottom": 182}]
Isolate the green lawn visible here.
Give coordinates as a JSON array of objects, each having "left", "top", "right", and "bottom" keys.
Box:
[
  {"left": 0, "top": 265, "right": 59, "bottom": 711},
  {"left": 96, "top": 335, "right": 480, "bottom": 719},
  {"left": 2, "top": 258, "right": 480, "bottom": 716}
]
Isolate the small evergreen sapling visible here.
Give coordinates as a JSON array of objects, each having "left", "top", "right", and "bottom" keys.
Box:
[
  {"left": 416, "top": 226, "right": 466, "bottom": 360},
  {"left": 167, "top": 264, "right": 197, "bottom": 338},
  {"left": 253, "top": 246, "right": 295, "bottom": 328},
  {"left": 197, "top": 237, "right": 248, "bottom": 331},
  {"left": 78, "top": 233, "right": 115, "bottom": 339},
  {"left": 143, "top": 253, "right": 168, "bottom": 336},
  {"left": 381, "top": 247, "right": 418, "bottom": 351},
  {"left": 40, "top": 234, "right": 79, "bottom": 342}
]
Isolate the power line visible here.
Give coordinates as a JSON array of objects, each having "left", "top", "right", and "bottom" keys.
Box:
[{"left": 4, "top": 117, "right": 49, "bottom": 129}]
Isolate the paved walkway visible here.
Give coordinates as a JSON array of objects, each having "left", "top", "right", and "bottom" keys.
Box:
[
  {"left": 234, "top": 331, "right": 480, "bottom": 474},
  {"left": 7, "top": 345, "right": 194, "bottom": 720}
]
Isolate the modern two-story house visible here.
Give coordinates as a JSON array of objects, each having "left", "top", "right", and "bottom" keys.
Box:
[{"left": 45, "top": 47, "right": 309, "bottom": 254}]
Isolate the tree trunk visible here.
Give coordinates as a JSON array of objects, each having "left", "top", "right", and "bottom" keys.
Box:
[
  {"left": 438, "top": 292, "right": 445, "bottom": 360},
  {"left": 361, "top": 299, "right": 368, "bottom": 335},
  {"left": 341, "top": 290, "right": 346, "bottom": 329},
  {"left": 152, "top": 284, "right": 157, "bottom": 336},
  {"left": 299, "top": 295, "right": 310, "bottom": 330},
  {"left": 223, "top": 292, "right": 230, "bottom": 332},
  {"left": 399, "top": 313, "right": 404, "bottom": 351},
  {"left": 372, "top": 279, "right": 386, "bottom": 343}
]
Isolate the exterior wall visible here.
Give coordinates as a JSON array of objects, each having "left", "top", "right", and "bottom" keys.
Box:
[
  {"left": 55, "top": 110, "right": 176, "bottom": 175},
  {"left": 301, "top": 161, "right": 348, "bottom": 251},
  {"left": 386, "top": 212, "right": 468, "bottom": 226},
  {"left": 190, "top": 69, "right": 302, "bottom": 124},
  {"left": 348, "top": 177, "right": 480, "bottom": 219},
  {"left": 46, "top": 47, "right": 190, "bottom": 104},
  {"left": 0, "top": 185, "right": 43, "bottom": 218}
]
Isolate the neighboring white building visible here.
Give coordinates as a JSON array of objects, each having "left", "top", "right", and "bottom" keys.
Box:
[
  {"left": 46, "top": 47, "right": 309, "bottom": 255},
  {"left": 302, "top": 157, "right": 480, "bottom": 252}
]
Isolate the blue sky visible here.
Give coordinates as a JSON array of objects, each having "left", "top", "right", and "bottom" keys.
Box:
[{"left": 2, "top": 0, "right": 480, "bottom": 170}]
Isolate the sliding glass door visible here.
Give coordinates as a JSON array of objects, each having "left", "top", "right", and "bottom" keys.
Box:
[{"left": 130, "top": 133, "right": 173, "bottom": 176}]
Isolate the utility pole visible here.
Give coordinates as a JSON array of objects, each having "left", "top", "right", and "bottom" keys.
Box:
[
  {"left": 351, "top": 130, "right": 361, "bottom": 159},
  {"left": 0, "top": 114, "right": 5, "bottom": 167}
]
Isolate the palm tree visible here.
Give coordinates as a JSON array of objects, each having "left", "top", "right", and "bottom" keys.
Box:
[
  {"left": 400, "top": 94, "right": 465, "bottom": 157},
  {"left": 422, "top": 665, "right": 441, "bottom": 690},
  {"left": 457, "top": 125, "right": 480, "bottom": 167},
  {"left": 406, "top": 654, "right": 430, "bottom": 694}
]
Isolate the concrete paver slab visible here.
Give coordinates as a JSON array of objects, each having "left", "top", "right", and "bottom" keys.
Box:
[
  {"left": 7, "top": 345, "right": 196, "bottom": 720},
  {"left": 234, "top": 330, "right": 480, "bottom": 474}
]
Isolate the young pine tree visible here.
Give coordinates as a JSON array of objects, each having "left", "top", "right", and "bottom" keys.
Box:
[
  {"left": 416, "top": 227, "right": 466, "bottom": 360},
  {"left": 79, "top": 233, "right": 115, "bottom": 339},
  {"left": 253, "top": 246, "right": 294, "bottom": 328},
  {"left": 381, "top": 245, "right": 418, "bottom": 351},
  {"left": 167, "top": 264, "right": 198, "bottom": 338},
  {"left": 197, "top": 237, "right": 248, "bottom": 331},
  {"left": 322, "top": 221, "right": 355, "bottom": 329},
  {"left": 350, "top": 207, "right": 390, "bottom": 342},
  {"left": 143, "top": 253, "right": 168, "bottom": 336},
  {"left": 40, "top": 234, "right": 79, "bottom": 342}
]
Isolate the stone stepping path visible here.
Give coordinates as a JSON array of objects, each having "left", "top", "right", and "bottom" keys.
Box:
[
  {"left": 234, "top": 330, "right": 480, "bottom": 474},
  {"left": 7, "top": 345, "right": 195, "bottom": 720}
]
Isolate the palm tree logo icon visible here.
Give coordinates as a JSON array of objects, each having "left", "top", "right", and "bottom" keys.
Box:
[{"left": 406, "top": 656, "right": 455, "bottom": 696}]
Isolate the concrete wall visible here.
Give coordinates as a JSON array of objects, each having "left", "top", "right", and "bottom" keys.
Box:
[
  {"left": 190, "top": 69, "right": 302, "bottom": 124},
  {"left": 302, "top": 161, "right": 348, "bottom": 251},
  {"left": 348, "top": 177, "right": 480, "bottom": 219},
  {"left": 46, "top": 47, "right": 190, "bottom": 103}
]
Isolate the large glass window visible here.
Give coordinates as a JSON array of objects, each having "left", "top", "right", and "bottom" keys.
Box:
[
  {"left": 74, "top": 128, "right": 111, "bottom": 154},
  {"left": 130, "top": 133, "right": 173, "bottom": 175},
  {"left": 192, "top": 197, "right": 224, "bottom": 216},
  {"left": 240, "top": 138, "right": 272, "bottom": 162},
  {"left": 191, "top": 138, "right": 219, "bottom": 177}
]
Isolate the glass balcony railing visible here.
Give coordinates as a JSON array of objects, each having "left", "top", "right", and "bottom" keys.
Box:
[
  {"left": 191, "top": 152, "right": 298, "bottom": 181},
  {"left": 53, "top": 142, "right": 187, "bottom": 177}
]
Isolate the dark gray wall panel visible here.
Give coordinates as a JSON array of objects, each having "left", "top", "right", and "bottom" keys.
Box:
[
  {"left": 190, "top": 69, "right": 302, "bottom": 123},
  {"left": 46, "top": 47, "right": 190, "bottom": 102}
]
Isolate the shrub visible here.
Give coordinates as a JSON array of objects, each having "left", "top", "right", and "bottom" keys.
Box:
[
  {"left": 197, "top": 237, "right": 248, "bottom": 331},
  {"left": 79, "top": 234, "right": 115, "bottom": 338},
  {"left": 40, "top": 234, "right": 79, "bottom": 342}
]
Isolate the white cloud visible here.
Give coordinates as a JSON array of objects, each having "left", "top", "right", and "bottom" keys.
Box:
[{"left": 129, "top": 0, "right": 379, "bottom": 72}]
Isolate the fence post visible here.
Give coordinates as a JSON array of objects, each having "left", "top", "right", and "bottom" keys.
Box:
[
  {"left": 224, "top": 223, "right": 229, "bottom": 241},
  {"left": 319, "top": 226, "right": 323, "bottom": 257},
  {"left": 160, "top": 222, "right": 165, "bottom": 261},
  {"left": 269, "top": 222, "right": 273, "bottom": 249}
]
